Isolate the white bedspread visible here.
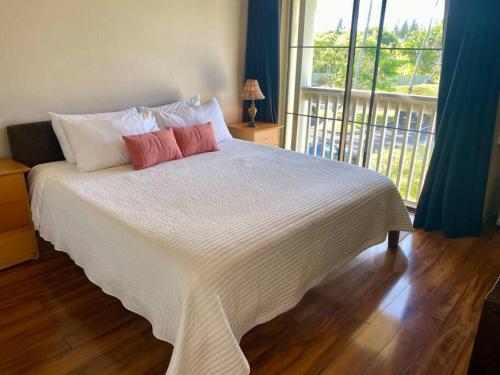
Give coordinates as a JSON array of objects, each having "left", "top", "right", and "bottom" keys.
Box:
[{"left": 30, "top": 139, "right": 412, "bottom": 375}]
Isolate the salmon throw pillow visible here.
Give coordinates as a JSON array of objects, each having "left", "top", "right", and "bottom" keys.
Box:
[
  {"left": 172, "top": 123, "right": 220, "bottom": 157},
  {"left": 123, "top": 128, "right": 182, "bottom": 170}
]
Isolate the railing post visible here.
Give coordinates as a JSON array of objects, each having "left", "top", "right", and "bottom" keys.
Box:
[
  {"left": 405, "top": 104, "right": 426, "bottom": 201},
  {"left": 419, "top": 109, "right": 437, "bottom": 195},
  {"left": 365, "top": 97, "right": 380, "bottom": 169},
  {"left": 358, "top": 98, "right": 369, "bottom": 166},
  {"left": 321, "top": 96, "right": 329, "bottom": 158},
  {"left": 376, "top": 101, "right": 390, "bottom": 174},
  {"left": 330, "top": 95, "right": 339, "bottom": 159},
  {"left": 386, "top": 102, "right": 402, "bottom": 178},
  {"left": 347, "top": 98, "right": 358, "bottom": 164},
  {"left": 396, "top": 104, "right": 413, "bottom": 190}
]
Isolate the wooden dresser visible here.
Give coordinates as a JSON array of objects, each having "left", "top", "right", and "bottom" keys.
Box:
[
  {"left": 0, "top": 159, "right": 38, "bottom": 269},
  {"left": 228, "top": 122, "right": 282, "bottom": 147}
]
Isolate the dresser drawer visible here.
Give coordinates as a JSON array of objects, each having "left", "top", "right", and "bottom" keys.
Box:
[
  {"left": 0, "top": 200, "right": 31, "bottom": 233},
  {"left": 0, "top": 226, "right": 38, "bottom": 269},
  {"left": 254, "top": 129, "right": 279, "bottom": 146},
  {"left": 0, "top": 173, "right": 27, "bottom": 205}
]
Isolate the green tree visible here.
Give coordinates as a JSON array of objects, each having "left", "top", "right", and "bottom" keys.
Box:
[
  {"left": 313, "top": 31, "right": 350, "bottom": 87},
  {"left": 410, "top": 19, "right": 419, "bottom": 33},
  {"left": 312, "top": 23, "right": 443, "bottom": 96},
  {"left": 400, "top": 21, "right": 409, "bottom": 38}
]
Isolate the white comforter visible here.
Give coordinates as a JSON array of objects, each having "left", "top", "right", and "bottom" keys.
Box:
[{"left": 30, "top": 139, "right": 412, "bottom": 375}]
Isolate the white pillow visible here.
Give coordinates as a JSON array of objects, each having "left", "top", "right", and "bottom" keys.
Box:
[
  {"left": 139, "top": 94, "right": 200, "bottom": 116},
  {"left": 50, "top": 107, "right": 138, "bottom": 164},
  {"left": 154, "top": 97, "right": 232, "bottom": 143},
  {"left": 62, "top": 113, "right": 159, "bottom": 172}
]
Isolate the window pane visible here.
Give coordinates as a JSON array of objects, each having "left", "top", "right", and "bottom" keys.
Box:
[
  {"left": 381, "top": 0, "right": 444, "bottom": 49},
  {"left": 286, "top": 0, "right": 355, "bottom": 153},
  {"left": 376, "top": 49, "right": 442, "bottom": 96},
  {"left": 343, "top": 121, "right": 367, "bottom": 165},
  {"left": 312, "top": 47, "right": 349, "bottom": 90},
  {"left": 305, "top": 0, "right": 354, "bottom": 47},
  {"left": 351, "top": 47, "right": 376, "bottom": 91},
  {"left": 356, "top": 0, "right": 383, "bottom": 47},
  {"left": 302, "top": 93, "right": 345, "bottom": 158}
]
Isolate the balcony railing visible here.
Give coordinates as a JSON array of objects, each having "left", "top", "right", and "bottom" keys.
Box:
[{"left": 296, "top": 86, "right": 437, "bottom": 206}]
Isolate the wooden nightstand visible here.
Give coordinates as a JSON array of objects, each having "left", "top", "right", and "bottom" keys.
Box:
[
  {"left": 0, "top": 159, "right": 38, "bottom": 269},
  {"left": 228, "top": 122, "right": 283, "bottom": 147}
]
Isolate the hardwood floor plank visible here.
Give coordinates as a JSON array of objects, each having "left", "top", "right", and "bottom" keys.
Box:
[
  {"left": 67, "top": 333, "right": 171, "bottom": 375},
  {"left": 15, "top": 318, "right": 152, "bottom": 375},
  {"left": 0, "top": 333, "right": 71, "bottom": 374},
  {"left": 362, "top": 311, "right": 439, "bottom": 375},
  {"left": 0, "top": 227, "right": 497, "bottom": 375},
  {"left": 249, "top": 317, "right": 366, "bottom": 374},
  {"left": 405, "top": 230, "right": 500, "bottom": 375},
  {"left": 318, "top": 278, "right": 436, "bottom": 374}
]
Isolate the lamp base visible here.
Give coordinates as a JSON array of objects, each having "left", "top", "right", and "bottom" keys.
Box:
[{"left": 247, "top": 100, "right": 257, "bottom": 128}]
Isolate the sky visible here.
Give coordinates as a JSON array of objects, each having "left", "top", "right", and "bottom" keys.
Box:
[{"left": 314, "top": 0, "right": 444, "bottom": 34}]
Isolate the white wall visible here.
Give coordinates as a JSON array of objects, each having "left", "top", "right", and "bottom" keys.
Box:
[{"left": 0, "top": 0, "right": 248, "bottom": 158}]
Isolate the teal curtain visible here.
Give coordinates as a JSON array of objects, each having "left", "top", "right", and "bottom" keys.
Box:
[
  {"left": 414, "top": 0, "right": 500, "bottom": 237},
  {"left": 243, "top": 0, "right": 281, "bottom": 123}
]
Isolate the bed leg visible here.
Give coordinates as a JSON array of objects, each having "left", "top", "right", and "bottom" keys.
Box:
[{"left": 388, "top": 231, "right": 400, "bottom": 249}]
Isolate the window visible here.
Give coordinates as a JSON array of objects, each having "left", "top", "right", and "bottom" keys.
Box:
[{"left": 284, "top": 0, "right": 445, "bottom": 206}]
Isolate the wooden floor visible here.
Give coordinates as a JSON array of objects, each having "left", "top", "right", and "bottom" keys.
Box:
[{"left": 0, "top": 226, "right": 498, "bottom": 375}]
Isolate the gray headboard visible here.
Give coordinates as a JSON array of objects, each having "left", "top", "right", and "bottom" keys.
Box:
[{"left": 7, "top": 121, "right": 65, "bottom": 167}]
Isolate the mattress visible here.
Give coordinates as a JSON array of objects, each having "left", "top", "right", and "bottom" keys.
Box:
[{"left": 29, "top": 139, "right": 412, "bottom": 375}]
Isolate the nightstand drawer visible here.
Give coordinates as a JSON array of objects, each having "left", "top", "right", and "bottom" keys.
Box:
[
  {"left": 0, "top": 173, "right": 27, "bottom": 205},
  {"left": 0, "top": 201, "right": 31, "bottom": 233},
  {"left": 228, "top": 122, "right": 283, "bottom": 147},
  {"left": 254, "top": 129, "right": 279, "bottom": 146},
  {"left": 0, "top": 226, "right": 38, "bottom": 269}
]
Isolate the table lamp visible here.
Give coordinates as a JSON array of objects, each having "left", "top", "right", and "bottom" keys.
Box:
[{"left": 240, "top": 79, "right": 265, "bottom": 128}]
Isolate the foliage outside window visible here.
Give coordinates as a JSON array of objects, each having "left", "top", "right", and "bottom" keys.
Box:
[{"left": 312, "top": 21, "right": 443, "bottom": 96}]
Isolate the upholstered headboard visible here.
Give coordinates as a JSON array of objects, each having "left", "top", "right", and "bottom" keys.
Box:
[{"left": 7, "top": 121, "right": 65, "bottom": 167}]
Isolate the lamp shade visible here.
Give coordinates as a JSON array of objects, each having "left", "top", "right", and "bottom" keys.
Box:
[{"left": 240, "top": 79, "right": 265, "bottom": 101}]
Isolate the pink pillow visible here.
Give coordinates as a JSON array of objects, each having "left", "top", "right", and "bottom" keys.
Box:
[
  {"left": 172, "top": 123, "right": 220, "bottom": 157},
  {"left": 122, "top": 128, "right": 182, "bottom": 170}
]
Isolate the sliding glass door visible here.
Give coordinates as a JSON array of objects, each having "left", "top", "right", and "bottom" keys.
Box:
[{"left": 284, "top": 0, "right": 444, "bottom": 206}]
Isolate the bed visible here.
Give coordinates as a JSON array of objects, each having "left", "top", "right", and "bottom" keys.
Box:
[{"left": 8, "top": 121, "right": 412, "bottom": 375}]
